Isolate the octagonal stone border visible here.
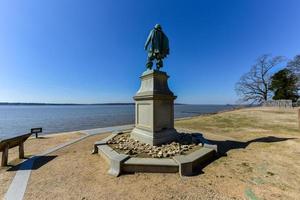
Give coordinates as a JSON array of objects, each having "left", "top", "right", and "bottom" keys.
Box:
[{"left": 93, "top": 131, "right": 217, "bottom": 177}]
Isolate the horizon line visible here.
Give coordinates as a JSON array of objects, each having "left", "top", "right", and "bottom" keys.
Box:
[{"left": 0, "top": 102, "right": 237, "bottom": 106}]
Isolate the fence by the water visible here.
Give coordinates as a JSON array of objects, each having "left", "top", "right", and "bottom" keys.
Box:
[{"left": 262, "top": 100, "right": 293, "bottom": 108}]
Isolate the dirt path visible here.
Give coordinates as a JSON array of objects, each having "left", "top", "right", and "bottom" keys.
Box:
[{"left": 0, "top": 132, "right": 85, "bottom": 198}]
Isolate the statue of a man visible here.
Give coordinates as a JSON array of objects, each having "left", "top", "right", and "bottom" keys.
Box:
[{"left": 144, "top": 24, "right": 169, "bottom": 70}]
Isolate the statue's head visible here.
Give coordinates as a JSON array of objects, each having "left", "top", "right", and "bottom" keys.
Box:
[{"left": 154, "top": 24, "right": 162, "bottom": 30}]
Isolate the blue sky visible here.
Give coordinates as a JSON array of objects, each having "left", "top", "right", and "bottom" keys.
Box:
[{"left": 0, "top": 0, "right": 299, "bottom": 104}]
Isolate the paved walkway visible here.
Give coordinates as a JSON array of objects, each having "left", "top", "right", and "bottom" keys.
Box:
[
  {"left": 80, "top": 124, "right": 133, "bottom": 135},
  {"left": 4, "top": 124, "right": 134, "bottom": 200}
]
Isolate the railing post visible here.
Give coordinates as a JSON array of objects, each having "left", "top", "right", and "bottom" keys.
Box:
[
  {"left": 1, "top": 144, "right": 9, "bottom": 167},
  {"left": 19, "top": 142, "right": 25, "bottom": 159}
]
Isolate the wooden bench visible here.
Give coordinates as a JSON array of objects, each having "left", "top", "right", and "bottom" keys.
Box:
[{"left": 0, "top": 133, "right": 32, "bottom": 167}]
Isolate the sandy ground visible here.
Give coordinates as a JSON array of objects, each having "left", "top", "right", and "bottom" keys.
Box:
[
  {"left": 0, "top": 131, "right": 85, "bottom": 198},
  {"left": 176, "top": 107, "right": 300, "bottom": 199},
  {"left": 24, "top": 133, "right": 227, "bottom": 200},
  {"left": 20, "top": 107, "right": 300, "bottom": 200}
]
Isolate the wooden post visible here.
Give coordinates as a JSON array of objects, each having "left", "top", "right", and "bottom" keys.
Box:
[
  {"left": 1, "top": 145, "right": 9, "bottom": 167},
  {"left": 19, "top": 142, "right": 24, "bottom": 159},
  {"left": 298, "top": 109, "right": 300, "bottom": 129}
]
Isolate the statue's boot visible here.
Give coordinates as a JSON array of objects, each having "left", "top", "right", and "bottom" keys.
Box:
[
  {"left": 156, "top": 59, "right": 163, "bottom": 70},
  {"left": 146, "top": 61, "right": 153, "bottom": 70}
]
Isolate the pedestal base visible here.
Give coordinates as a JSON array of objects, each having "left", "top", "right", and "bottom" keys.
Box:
[
  {"left": 131, "top": 127, "right": 178, "bottom": 146},
  {"left": 131, "top": 69, "right": 177, "bottom": 146}
]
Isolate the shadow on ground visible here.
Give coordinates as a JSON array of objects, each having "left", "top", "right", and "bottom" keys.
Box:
[
  {"left": 188, "top": 133, "right": 296, "bottom": 175},
  {"left": 7, "top": 155, "right": 57, "bottom": 171},
  {"left": 190, "top": 133, "right": 296, "bottom": 155},
  {"left": 34, "top": 136, "right": 49, "bottom": 139},
  {"left": 211, "top": 135, "right": 295, "bottom": 155}
]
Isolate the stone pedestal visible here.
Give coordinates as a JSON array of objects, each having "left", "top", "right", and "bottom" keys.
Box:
[{"left": 131, "top": 69, "right": 178, "bottom": 146}]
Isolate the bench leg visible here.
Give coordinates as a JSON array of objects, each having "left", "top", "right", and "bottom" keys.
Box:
[
  {"left": 19, "top": 142, "right": 25, "bottom": 159},
  {"left": 1, "top": 146, "right": 9, "bottom": 167}
]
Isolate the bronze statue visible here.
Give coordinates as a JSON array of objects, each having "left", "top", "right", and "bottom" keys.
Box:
[{"left": 144, "top": 24, "right": 169, "bottom": 70}]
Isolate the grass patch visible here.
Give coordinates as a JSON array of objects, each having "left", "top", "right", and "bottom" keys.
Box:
[
  {"left": 175, "top": 107, "right": 299, "bottom": 138},
  {"left": 245, "top": 188, "right": 259, "bottom": 200}
]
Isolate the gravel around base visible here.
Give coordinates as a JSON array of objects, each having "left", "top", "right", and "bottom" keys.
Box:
[{"left": 107, "top": 133, "right": 202, "bottom": 158}]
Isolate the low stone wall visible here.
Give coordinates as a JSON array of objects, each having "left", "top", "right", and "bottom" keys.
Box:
[{"left": 262, "top": 100, "right": 293, "bottom": 108}]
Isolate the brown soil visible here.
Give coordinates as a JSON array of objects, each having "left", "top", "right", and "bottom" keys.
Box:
[
  {"left": 0, "top": 131, "right": 85, "bottom": 198},
  {"left": 24, "top": 133, "right": 225, "bottom": 200},
  {"left": 4, "top": 107, "right": 300, "bottom": 200}
]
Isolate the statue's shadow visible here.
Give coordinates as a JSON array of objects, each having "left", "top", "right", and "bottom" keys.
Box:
[{"left": 181, "top": 132, "right": 296, "bottom": 176}]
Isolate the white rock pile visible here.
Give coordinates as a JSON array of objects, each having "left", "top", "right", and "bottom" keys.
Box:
[{"left": 107, "top": 133, "right": 202, "bottom": 158}]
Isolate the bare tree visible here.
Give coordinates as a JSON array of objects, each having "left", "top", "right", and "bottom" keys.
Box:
[
  {"left": 287, "top": 55, "right": 300, "bottom": 88},
  {"left": 235, "top": 54, "right": 284, "bottom": 104},
  {"left": 287, "top": 55, "right": 300, "bottom": 74}
]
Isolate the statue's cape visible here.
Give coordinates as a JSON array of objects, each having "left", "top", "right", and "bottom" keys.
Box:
[{"left": 145, "top": 29, "right": 169, "bottom": 58}]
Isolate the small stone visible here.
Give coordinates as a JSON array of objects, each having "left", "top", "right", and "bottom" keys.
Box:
[
  {"left": 182, "top": 145, "right": 189, "bottom": 150},
  {"left": 158, "top": 151, "right": 162, "bottom": 155}
]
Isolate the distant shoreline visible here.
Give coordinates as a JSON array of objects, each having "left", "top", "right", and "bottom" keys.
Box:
[
  {"left": 0, "top": 102, "right": 232, "bottom": 106},
  {"left": 0, "top": 102, "right": 136, "bottom": 106}
]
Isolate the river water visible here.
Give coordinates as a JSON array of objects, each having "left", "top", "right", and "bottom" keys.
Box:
[{"left": 0, "top": 104, "right": 236, "bottom": 138}]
